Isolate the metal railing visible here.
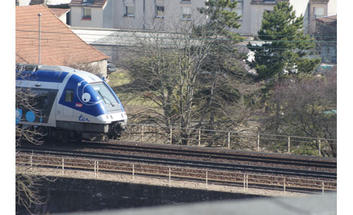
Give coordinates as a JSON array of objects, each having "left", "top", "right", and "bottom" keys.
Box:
[
  {"left": 17, "top": 152, "right": 336, "bottom": 193},
  {"left": 120, "top": 124, "right": 337, "bottom": 157}
]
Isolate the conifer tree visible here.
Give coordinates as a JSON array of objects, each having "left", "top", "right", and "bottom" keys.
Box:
[{"left": 247, "top": 1, "right": 320, "bottom": 82}]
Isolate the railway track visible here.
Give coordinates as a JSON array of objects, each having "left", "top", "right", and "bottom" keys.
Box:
[
  {"left": 17, "top": 141, "right": 336, "bottom": 180},
  {"left": 83, "top": 141, "right": 336, "bottom": 170}
]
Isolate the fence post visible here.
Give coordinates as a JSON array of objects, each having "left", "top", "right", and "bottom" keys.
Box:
[
  {"left": 206, "top": 170, "right": 208, "bottom": 188},
  {"left": 198, "top": 129, "right": 201, "bottom": 147},
  {"left": 257, "top": 133, "right": 260, "bottom": 152},
  {"left": 30, "top": 152, "right": 33, "bottom": 169},
  {"left": 227, "top": 132, "right": 231, "bottom": 149},
  {"left": 322, "top": 181, "right": 325, "bottom": 193},
  {"left": 132, "top": 164, "right": 135, "bottom": 180},
  {"left": 246, "top": 174, "right": 249, "bottom": 189},
  {"left": 96, "top": 161, "right": 99, "bottom": 177},
  {"left": 168, "top": 167, "right": 171, "bottom": 187},
  {"left": 283, "top": 177, "right": 286, "bottom": 192},
  {"left": 94, "top": 161, "right": 97, "bottom": 178},
  {"left": 141, "top": 125, "right": 144, "bottom": 142},
  {"left": 94, "top": 161, "right": 96, "bottom": 175},
  {"left": 243, "top": 174, "right": 249, "bottom": 191},
  {"left": 287, "top": 136, "right": 291, "bottom": 153},
  {"left": 170, "top": 126, "right": 173, "bottom": 145},
  {"left": 318, "top": 139, "right": 322, "bottom": 156},
  {"left": 62, "top": 157, "right": 64, "bottom": 175}
]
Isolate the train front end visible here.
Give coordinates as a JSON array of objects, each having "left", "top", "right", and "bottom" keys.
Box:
[
  {"left": 90, "top": 81, "right": 128, "bottom": 138},
  {"left": 54, "top": 66, "right": 127, "bottom": 140}
]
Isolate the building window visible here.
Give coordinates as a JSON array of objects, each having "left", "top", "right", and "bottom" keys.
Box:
[
  {"left": 155, "top": 0, "right": 165, "bottom": 18},
  {"left": 123, "top": 0, "right": 135, "bottom": 17},
  {"left": 181, "top": 0, "right": 191, "bottom": 4},
  {"left": 181, "top": 6, "right": 192, "bottom": 20},
  {"left": 82, "top": 7, "right": 91, "bottom": 20},
  {"left": 251, "top": 0, "right": 275, "bottom": 4},
  {"left": 314, "top": 7, "right": 325, "bottom": 18},
  {"left": 82, "top": 0, "right": 94, "bottom": 4}
]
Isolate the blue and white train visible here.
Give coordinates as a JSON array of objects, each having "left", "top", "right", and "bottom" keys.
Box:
[{"left": 16, "top": 64, "right": 127, "bottom": 141}]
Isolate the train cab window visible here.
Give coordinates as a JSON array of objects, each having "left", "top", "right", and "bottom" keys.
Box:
[{"left": 65, "top": 90, "right": 74, "bottom": 102}]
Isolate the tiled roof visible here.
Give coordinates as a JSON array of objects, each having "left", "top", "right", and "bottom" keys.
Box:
[
  {"left": 16, "top": 5, "right": 108, "bottom": 66},
  {"left": 50, "top": 8, "right": 70, "bottom": 17},
  {"left": 70, "top": 0, "right": 107, "bottom": 8}
]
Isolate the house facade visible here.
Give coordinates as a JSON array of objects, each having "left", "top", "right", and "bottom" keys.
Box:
[
  {"left": 314, "top": 15, "right": 336, "bottom": 64},
  {"left": 237, "top": 0, "right": 284, "bottom": 36},
  {"left": 69, "top": 0, "right": 336, "bottom": 36},
  {"left": 69, "top": 0, "right": 285, "bottom": 35},
  {"left": 70, "top": 0, "right": 109, "bottom": 28}
]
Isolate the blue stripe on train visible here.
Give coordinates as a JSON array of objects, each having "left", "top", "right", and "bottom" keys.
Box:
[{"left": 16, "top": 69, "right": 68, "bottom": 83}]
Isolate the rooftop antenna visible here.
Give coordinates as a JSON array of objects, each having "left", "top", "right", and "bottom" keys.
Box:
[{"left": 38, "top": 13, "right": 42, "bottom": 65}]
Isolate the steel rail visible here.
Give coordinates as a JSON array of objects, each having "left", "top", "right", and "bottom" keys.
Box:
[
  {"left": 17, "top": 146, "right": 336, "bottom": 179},
  {"left": 84, "top": 141, "right": 336, "bottom": 169}
]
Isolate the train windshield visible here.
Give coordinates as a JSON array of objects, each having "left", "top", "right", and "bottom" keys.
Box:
[{"left": 91, "top": 82, "right": 121, "bottom": 112}]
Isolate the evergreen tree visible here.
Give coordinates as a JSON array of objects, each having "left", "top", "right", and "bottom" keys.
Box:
[
  {"left": 247, "top": 1, "right": 320, "bottom": 82},
  {"left": 194, "top": 0, "right": 256, "bottom": 135},
  {"left": 197, "top": 0, "right": 241, "bottom": 39}
]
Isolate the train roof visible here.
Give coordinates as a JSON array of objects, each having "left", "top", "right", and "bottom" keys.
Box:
[{"left": 16, "top": 64, "right": 103, "bottom": 84}]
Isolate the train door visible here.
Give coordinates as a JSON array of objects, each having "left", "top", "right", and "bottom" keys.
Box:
[{"left": 57, "top": 89, "right": 74, "bottom": 121}]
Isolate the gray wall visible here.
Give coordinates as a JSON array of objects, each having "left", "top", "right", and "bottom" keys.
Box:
[
  {"left": 111, "top": 0, "right": 206, "bottom": 32},
  {"left": 71, "top": 6, "right": 104, "bottom": 28}
]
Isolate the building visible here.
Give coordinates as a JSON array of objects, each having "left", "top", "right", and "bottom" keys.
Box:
[
  {"left": 70, "top": 0, "right": 109, "bottom": 28},
  {"left": 16, "top": 0, "right": 72, "bottom": 6},
  {"left": 314, "top": 15, "right": 336, "bottom": 64},
  {"left": 16, "top": 0, "right": 73, "bottom": 25},
  {"left": 289, "top": 0, "right": 336, "bottom": 34},
  {"left": 50, "top": 7, "right": 70, "bottom": 23},
  {"left": 237, "top": 0, "right": 285, "bottom": 36},
  {"left": 69, "top": 0, "right": 206, "bottom": 31},
  {"left": 69, "top": 0, "right": 285, "bottom": 34},
  {"left": 16, "top": 4, "right": 109, "bottom": 77}
]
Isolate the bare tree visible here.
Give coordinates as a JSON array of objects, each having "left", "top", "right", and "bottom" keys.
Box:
[
  {"left": 118, "top": 1, "right": 257, "bottom": 145},
  {"left": 16, "top": 174, "right": 46, "bottom": 214},
  {"left": 264, "top": 68, "right": 336, "bottom": 156},
  {"left": 16, "top": 87, "right": 48, "bottom": 146},
  {"left": 121, "top": 25, "right": 214, "bottom": 145},
  {"left": 16, "top": 65, "right": 51, "bottom": 213}
]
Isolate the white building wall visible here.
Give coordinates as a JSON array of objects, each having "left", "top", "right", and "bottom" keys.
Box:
[
  {"left": 71, "top": 0, "right": 337, "bottom": 35},
  {"left": 71, "top": 7, "right": 104, "bottom": 28},
  {"left": 17, "top": 0, "right": 31, "bottom": 6},
  {"left": 103, "top": 0, "right": 114, "bottom": 28},
  {"left": 58, "top": 13, "right": 67, "bottom": 24},
  {"left": 111, "top": 0, "right": 206, "bottom": 31},
  {"left": 88, "top": 59, "right": 108, "bottom": 78},
  {"left": 237, "top": 1, "right": 277, "bottom": 36},
  {"left": 327, "top": 0, "right": 336, "bottom": 15}
]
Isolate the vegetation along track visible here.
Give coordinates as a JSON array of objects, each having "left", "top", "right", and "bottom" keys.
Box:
[{"left": 17, "top": 140, "right": 336, "bottom": 180}]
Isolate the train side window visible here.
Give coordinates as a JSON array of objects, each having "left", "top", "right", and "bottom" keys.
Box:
[{"left": 65, "top": 90, "right": 74, "bottom": 102}]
